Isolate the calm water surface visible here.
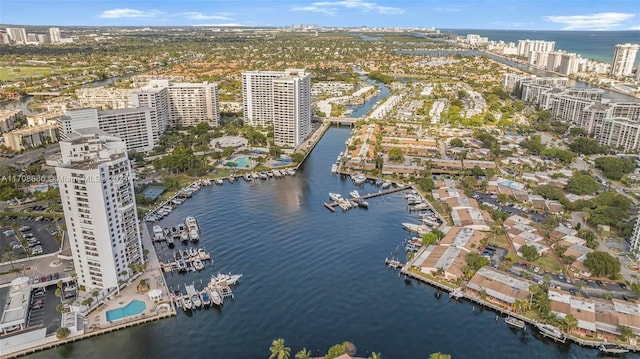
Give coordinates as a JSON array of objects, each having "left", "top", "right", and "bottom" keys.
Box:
[{"left": 27, "top": 127, "right": 625, "bottom": 359}]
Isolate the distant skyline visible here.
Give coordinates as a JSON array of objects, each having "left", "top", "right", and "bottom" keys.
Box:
[{"left": 1, "top": 0, "right": 640, "bottom": 30}]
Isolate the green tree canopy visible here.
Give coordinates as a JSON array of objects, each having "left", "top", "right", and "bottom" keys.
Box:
[
  {"left": 569, "top": 137, "right": 607, "bottom": 155},
  {"left": 520, "top": 244, "right": 540, "bottom": 262},
  {"left": 584, "top": 251, "right": 621, "bottom": 279},
  {"left": 541, "top": 148, "right": 574, "bottom": 164},
  {"left": 566, "top": 173, "right": 599, "bottom": 195},
  {"left": 388, "top": 148, "right": 404, "bottom": 162},
  {"left": 594, "top": 156, "right": 636, "bottom": 181}
]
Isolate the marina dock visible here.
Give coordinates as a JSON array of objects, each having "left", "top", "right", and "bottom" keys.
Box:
[{"left": 324, "top": 184, "right": 411, "bottom": 212}]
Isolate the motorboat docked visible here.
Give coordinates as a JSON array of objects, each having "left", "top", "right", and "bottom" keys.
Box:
[
  {"left": 382, "top": 180, "right": 392, "bottom": 189},
  {"left": 210, "top": 288, "right": 223, "bottom": 306},
  {"left": 329, "top": 192, "right": 343, "bottom": 202},
  {"left": 598, "top": 344, "right": 629, "bottom": 354},
  {"left": 189, "top": 229, "right": 199, "bottom": 242},
  {"left": 535, "top": 323, "right": 566, "bottom": 343},
  {"left": 192, "top": 294, "right": 202, "bottom": 308},
  {"left": 356, "top": 200, "right": 369, "bottom": 209},
  {"left": 180, "top": 231, "right": 189, "bottom": 244},
  {"left": 273, "top": 169, "right": 283, "bottom": 178},
  {"left": 331, "top": 163, "right": 338, "bottom": 174},
  {"left": 259, "top": 172, "right": 268, "bottom": 180},
  {"left": 166, "top": 236, "right": 175, "bottom": 247},
  {"left": 182, "top": 295, "right": 193, "bottom": 310},
  {"left": 185, "top": 216, "right": 198, "bottom": 231},
  {"left": 200, "top": 289, "right": 211, "bottom": 306},
  {"left": 243, "top": 173, "right": 253, "bottom": 182},
  {"left": 349, "top": 190, "right": 360, "bottom": 198},
  {"left": 286, "top": 168, "right": 296, "bottom": 176},
  {"left": 193, "top": 259, "right": 204, "bottom": 271},
  {"left": 375, "top": 178, "right": 384, "bottom": 186},
  {"left": 505, "top": 316, "right": 525, "bottom": 329},
  {"left": 211, "top": 272, "right": 243, "bottom": 286},
  {"left": 214, "top": 178, "right": 224, "bottom": 185},
  {"left": 152, "top": 225, "right": 164, "bottom": 241},
  {"left": 352, "top": 174, "right": 367, "bottom": 185},
  {"left": 402, "top": 223, "right": 431, "bottom": 236}
]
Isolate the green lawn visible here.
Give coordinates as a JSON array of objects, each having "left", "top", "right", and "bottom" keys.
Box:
[{"left": 0, "top": 66, "right": 53, "bottom": 81}]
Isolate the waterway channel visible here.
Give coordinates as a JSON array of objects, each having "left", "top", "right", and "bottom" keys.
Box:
[{"left": 27, "top": 86, "right": 614, "bottom": 358}]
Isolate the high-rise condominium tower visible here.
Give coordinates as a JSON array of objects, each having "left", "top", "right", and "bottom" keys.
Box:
[{"left": 56, "top": 131, "right": 144, "bottom": 290}]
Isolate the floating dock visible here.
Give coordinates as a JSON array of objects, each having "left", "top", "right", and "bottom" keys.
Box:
[{"left": 324, "top": 184, "right": 411, "bottom": 212}]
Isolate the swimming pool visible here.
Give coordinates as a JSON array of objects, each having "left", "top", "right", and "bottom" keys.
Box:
[
  {"left": 105, "top": 300, "right": 147, "bottom": 321},
  {"left": 234, "top": 156, "right": 251, "bottom": 168}
]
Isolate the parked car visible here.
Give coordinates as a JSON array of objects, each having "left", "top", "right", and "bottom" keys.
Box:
[
  {"left": 32, "top": 276, "right": 39, "bottom": 284},
  {"left": 596, "top": 280, "right": 604, "bottom": 287},
  {"left": 533, "top": 266, "right": 540, "bottom": 273},
  {"left": 31, "top": 303, "right": 43, "bottom": 310},
  {"left": 53, "top": 272, "right": 59, "bottom": 280}
]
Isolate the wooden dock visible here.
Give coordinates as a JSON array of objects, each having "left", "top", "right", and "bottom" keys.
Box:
[
  {"left": 324, "top": 184, "right": 411, "bottom": 212},
  {"left": 385, "top": 258, "right": 403, "bottom": 269}
]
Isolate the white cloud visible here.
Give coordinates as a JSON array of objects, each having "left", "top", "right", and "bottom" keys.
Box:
[
  {"left": 630, "top": 25, "right": 640, "bottom": 30},
  {"left": 99, "top": 8, "right": 162, "bottom": 19},
  {"left": 291, "top": 5, "right": 337, "bottom": 16},
  {"left": 292, "top": 0, "right": 404, "bottom": 16},
  {"left": 182, "top": 12, "right": 233, "bottom": 21},
  {"left": 434, "top": 7, "right": 462, "bottom": 13},
  {"left": 544, "top": 12, "right": 635, "bottom": 30}
]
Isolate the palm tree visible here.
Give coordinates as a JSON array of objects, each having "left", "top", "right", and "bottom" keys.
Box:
[
  {"left": 269, "top": 338, "right": 291, "bottom": 359},
  {"left": 294, "top": 348, "right": 311, "bottom": 359},
  {"left": 563, "top": 313, "right": 578, "bottom": 333},
  {"left": 369, "top": 353, "right": 382, "bottom": 359}
]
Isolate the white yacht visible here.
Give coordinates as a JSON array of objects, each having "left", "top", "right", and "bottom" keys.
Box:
[
  {"left": 352, "top": 174, "right": 367, "bottom": 185},
  {"left": 349, "top": 190, "right": 360, "bottom": 198},
  {"left": 192, "top": 294, "right": 202, "bottom": 308},
  {"left": 402, "top": 223, "right": 431, "bottom": 236},
  {"left": 185, "top": 216, "right": 198, "bottom": 231},
  {"left": 535, "top": 323, "right": 566, "bottom": 343},
  {"left": 331, "top": 163, "right": 338, "bottom": 174},
  {"left": 212, "top": 272, "right": 243, "bottom": 286},
  {"left": 286, "top": 168, "right": 296, "bottom": 176},
  {"left": 329, "top": 192, "right": 343, "bottom": 202},
  {"left": 189, "top": 229, "right": 199, "bottom": 242},
  {"left": 182, "top": 295, "right": 193, "bottom": 310},
  {"left": 210, "top": 289, "right": 223, "bottom": 306},
  {"left": 382, "top": 180, "right": 392, "bottom": 189},
  {"left": 152, "top": 225, "right": 164, "bottom": 241}
]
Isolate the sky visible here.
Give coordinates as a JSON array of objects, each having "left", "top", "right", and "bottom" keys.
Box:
[{"left": 1, "top": 0, "right": 640, "bottom": 30}]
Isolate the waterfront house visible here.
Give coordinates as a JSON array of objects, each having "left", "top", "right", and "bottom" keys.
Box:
[
  {"left": 439, "top": 226, "right": 486, "bottom": 252},
  {"left": 548, "top": 288, "right": 597, "bottom": 335},
  {"left": 413, "top": 245, "right": 467, "bottom": 281},
  {"left": 466, "top": 267, "right": 535, "bottom": 310},
  {"left": 451, "top": 207, "right": 493, "bottom": 231}
]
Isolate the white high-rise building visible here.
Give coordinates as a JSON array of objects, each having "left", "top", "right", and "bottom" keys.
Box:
[
  {"left": 517, "top": 39, "right": 555, "bottom": 57},
  {"left": 610, "top": 43, "right": 639, "bottom": 78},
  {"left": 631, "top": 213, "right": 640, "bottom": 255},
  {"left": 49, "top": 27, "right": 61, "bottom": 44},
  {"left": 56, "top": 130, "right": 144, "bottom": 290},
  {"left": 131, "top": 84, "right": 170, "bottom": 143},
  {"left": 132, "top": 80, "right": 219, "bottom": 134},
  {"left": 242, "top": 69, "right": 312, "bottom": 147},
  {"left": 6, "top": 28, "right": 27, "bottom": 45},
  {"left": 59, "top": 107, "right": 156, "bottom": 153}
]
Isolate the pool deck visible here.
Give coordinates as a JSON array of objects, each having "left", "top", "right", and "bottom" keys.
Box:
[
  {"left": 0, "top": 225, "right": 177, "bottom": 358},
  {"left": 86, "top": 224, "right": 175, "bottom": 330}
]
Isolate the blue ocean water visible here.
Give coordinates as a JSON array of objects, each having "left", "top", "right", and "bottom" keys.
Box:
[{"left": 441, "top": 29, "right": 640, "bottom": 63}]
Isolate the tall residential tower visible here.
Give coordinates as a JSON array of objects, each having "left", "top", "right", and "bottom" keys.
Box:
[
  {"left": 56, "top": 130, "right": 144, "bottom": 290},
  {"left": 610, "top": 43, "right": 639, "bottom": 78},
  {"left": 242, "top": 69, "right": 312, "bottom": 147}
]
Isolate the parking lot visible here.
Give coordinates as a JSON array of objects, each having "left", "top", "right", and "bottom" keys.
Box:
[
  {"left": 473, "top": 192, "right": 547, "bottom": 223},
  {"left": 482, "top": 244, "right": 508, "bottom": 269},
  {"left": 0, "top": 217, "right": 61, "bottom": 260},
  {"left": 26, "top": 284, "right": 65, "bottom": 335},
  {"left": 510, "top": 262, "right": 638, "bottom": 301}
]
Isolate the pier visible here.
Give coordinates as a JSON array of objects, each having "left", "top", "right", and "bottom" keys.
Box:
[
  {"left": 324, "top": 184, "right": 411, "bottom": 212},
  {"left": 385, "top": 258, "right": 403, "bottom": 269}
]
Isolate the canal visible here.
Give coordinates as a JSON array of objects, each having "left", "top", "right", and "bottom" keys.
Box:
[{"left": 28, "top": 136, "right": 608, "bottom": 358}]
